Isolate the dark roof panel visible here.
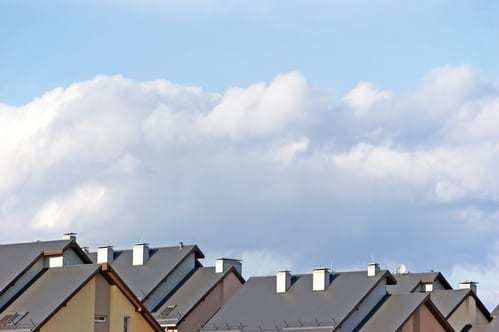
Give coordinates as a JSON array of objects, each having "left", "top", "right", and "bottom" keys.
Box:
[
  {"left": 0, "top": 240, "right": 72, "bottom": 294},
  {"left": 0, "top": 264, "right": 99, "bottom": 330},
  {"left": 155, "top": 267, "right": 243, "bottom": 324},
  {"left": 388, "top": 272, "right": 451, "bottom": 294},
  {"left": 90, "top": 245, "right": 203, "bottom": 301},
  {"left": 204, "top": 270, "right": 391, "bottom": 331},
  {"left": 358, "top": 293, "right": 428, "bottom": 332},
  {"left": 430, "top": 289, "right": 469, "bottom": 318}
]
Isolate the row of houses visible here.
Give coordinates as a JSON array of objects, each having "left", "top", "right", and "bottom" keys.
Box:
[{"left": 0, "top": 233, "right": 497, "bottom": 332}]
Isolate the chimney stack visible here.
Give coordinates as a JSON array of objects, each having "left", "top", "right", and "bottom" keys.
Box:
[
  {"left": 276, "top": 271, "right": 292, "bottom": 293},
  {"left": 313, "top": 268, "right": 331, "bottom": 291},
  {"left": 215, "top": 258, "right": 242, "bottom": 275},
  {"left": 367, "top": 262, "right": 380, "bottom": 277},
  {"left": 459, "top": 281, "right": 478, "bottom": 294},
  {"left": 62, "top": 232, "right": 77, "bottom": 241},
  {"left": 97, "top": 246, "right": 114, "bottom": 264},
  {"left": 133, "top": 243, "right": 150, "bottom": 266},
  {"left": 422, "top": 280, "right": 434, "bottom": 292}
]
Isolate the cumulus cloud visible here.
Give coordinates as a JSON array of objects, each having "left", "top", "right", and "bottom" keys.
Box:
[
  {"left": 343, "top": 82, "right": 392, "bottom": 115},
  {"left": 1, "top": 66, "right": 499, "bottom": 306},
  {"left": 32, "top": 183, "right": 109, "bottom": 230}
]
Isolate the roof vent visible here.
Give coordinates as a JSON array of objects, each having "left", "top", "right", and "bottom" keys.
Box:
[
  {"left": 133, "top": 243, "right": 149, "bottom": 266},
  {"left": 459, "top": 281, "right": 478, "bottom": 294},
  {"left": 62, "top": 232, "right": 77, "bottom": 241},
  {"left": 97, "top": 246, "right": 114, "bottom": 264},
  {"left": 368, "top": 262, "right": 380, "bottom": 277},
  {"left": 276, "top": 271, "right": 292, "bottom": 293},
  {"left": 313, "top": 268, "right": 330, "bottom": 291},
  {"left": 215, "top": 258, "right": 242, "bottom": 274}
]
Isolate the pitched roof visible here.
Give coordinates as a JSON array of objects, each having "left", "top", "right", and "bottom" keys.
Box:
[
  {"left": 0, "top": 264, "right": 99, "bottom": 331},
  {"left": 358, "top": 293, "right": 452, "bottom": 332},
  {"left": 154, "top": 266, "right": 244, "bottom": 326},
  {"left": 387, "top": 272, "right": 452, "bottom": 294},
  {"left": 89, "top": 244, "right": 204, "bottom": 301},
  {"left": 0, "top": 239, "right": 90, "bottom": 296},
  {"left": 203, "top": 270, "right": 394, "bottom": 332},
  {"left": 430, "top": 289, "right": 492, "bottom": 321}
]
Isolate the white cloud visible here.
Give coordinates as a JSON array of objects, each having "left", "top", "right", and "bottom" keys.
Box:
[
  {"left": 201, "top": 71, "right": 308, "bottom": 139},
  {"left": 343, "top": 82, "right": 392, "bottom": 115},
  {"left": 1, "top": 67, "right": 499, "bottom": 305},
  {"left": 32, "top": 183, "right": 109, "bottom": 230}
]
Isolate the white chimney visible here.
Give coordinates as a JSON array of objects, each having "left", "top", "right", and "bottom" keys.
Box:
[
  {"left": 215, "top": 258, "right": 242, "bottom": 274},
  {"left": 422, "top": 281, "right": 434, "bottom": 292},
  {"left": 368, "top": 262, "right": 380, "bottom": 277},
  {"left": 62, "top": 232, "right": 77, "bottom": 241},
  {"left": 276, "top": 271, "right": 292, "bottom": 293},
  {"left": 48, "top": 255, "right": 64, "bottom": 268},
  {"left": 133, "top": 243, "right": 150, "bottom": 266},
  {"left": 97, "top": 246, "right": 114, "bottom": 264},
  {"left": 313, "top": 268, "right": 331, "bottom": 291},
  {"left": 459, "top": 281, "right": 478, "bottom": 294}
]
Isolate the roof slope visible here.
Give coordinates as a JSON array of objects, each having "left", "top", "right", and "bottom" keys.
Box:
[
  {"left": 430, "top": 289, "right": 492, "bottom": 321},
  {"left": 90, "top": 245, "right": 203, "bottom": 301},
  {"left": 358, "top": 293, "right": 429, "bottom": 332},
  {"left": 430, "top": 289, "right": 470, "bottom": 318},
  {"left": 0, "top": 264, "right": 99, "bottom": 330},
  {"left": 0, "top": 240, "right": 72, "bottom": 295},
  {"left": 492, "top": 305, "right": 499, "bottom": 317},
  {"left": 388, "top": 272, "right": 451, "bottom": 294},
  {"left": 204, "top": 270, "right": 392, "bottom": 332},
  {"left": 154, "top": 266, "right": 244, "bottom": 325}
]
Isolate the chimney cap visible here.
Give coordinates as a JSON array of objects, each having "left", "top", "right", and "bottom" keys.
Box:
[
  {"left": 98, "top": 245, "right": 113, "bottom": 248},
  {"left": 313, "top": 267, "right": 330, "bottom": 271},
  {"left": 134, "top": 242, "right": 149, "bottom": 246},
  {"left": 62, "top": 232, "right": 77, "bottom": 240},
  {"left": 216, "top": 257, "right": 242, "bottom": 261},
  {"left": 461, "top": 280, "right": 478, "bottom": 284}
]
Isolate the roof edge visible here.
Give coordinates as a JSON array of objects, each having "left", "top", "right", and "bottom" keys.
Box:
[
  {"left": 174, "top": 265, "right": 245, "bottom": 325},
  {"left": 100, "top": 263, "right": 163, "bottom": 331}
]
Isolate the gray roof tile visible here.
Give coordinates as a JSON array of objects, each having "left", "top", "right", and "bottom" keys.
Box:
[
  {"left": 358, "top": 293, "right": 428, "bottom": 332},
  {"left": 0, "top": 264, "right": 99, "bottom": 330},
  {"left": 90, "top": 245, "right": 203, "bottom": 301},
  {"left": 0, "top": 240, "right": 72, "bottom": 295},
  {"left": 204, "top": 270, "right": 392, "bottom": 332},
  {"left": 155, "top": 267, "right": 242, "bottom": 324},
  {"left": 387, "top": 272, "right": 451, "bottom": 294}
]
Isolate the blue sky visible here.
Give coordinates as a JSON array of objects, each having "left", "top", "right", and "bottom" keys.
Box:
[
  {"left": 2, "top": 0, "right": 499, "bottom": 307},
  {"left": 2, "top": 0, "right": 499, "bottom": 105}
]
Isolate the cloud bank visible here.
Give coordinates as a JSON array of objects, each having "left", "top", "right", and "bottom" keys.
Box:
[{"left": 1, "top": 66, "right": 499, "bottom": 306}]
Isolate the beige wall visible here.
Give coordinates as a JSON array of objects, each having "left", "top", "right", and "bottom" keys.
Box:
[
  {"left": 177, "top": 272, "right": 243, "bottom": 332},
  {"left": 109, "top": 284, "right": 155, "bottom": 332},
  {"left": 40, "top": 273, "right": 156, "bottom": 332},
  {"left": 448, "top": 295, "right": 489, "bottom": 331},
  {"left": 399, "top": 303, "right": 447, "bottom": 332},
  {"left": 40, "top": 276, "right": 96, "bottom": 332}
]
